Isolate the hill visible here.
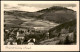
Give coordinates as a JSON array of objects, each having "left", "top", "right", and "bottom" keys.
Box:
[
  {"left": 4, "top": 10, "right": 43, "bottom": 18},
  {"left": 37, "top": 6, "right": 76, "bottom": 23},
  {"left": 4, "top": 6, "right": 76, "bottom": 24},
  {"left": 4, "top": 10, "right": 58, "bottom": 30},
  {"left": 40, "top": 19, "right": 76, "bottom": 45},
  {"left": 37, "top": 6, "right": 74, "bottom": 13}
]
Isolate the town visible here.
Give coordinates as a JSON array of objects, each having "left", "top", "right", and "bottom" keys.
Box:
[{"left": 4, "top": 26, "right": 50, "bottom": 45}]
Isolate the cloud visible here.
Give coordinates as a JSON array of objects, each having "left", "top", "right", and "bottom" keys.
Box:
[
  {"left": 4, "top": 3, "right": 76, "bottom": 12},
  {"left": 4, "top": 4, "right": 9, "bottom": 7},
  {"left": 4, "top": 4, "right": 19, "bottom": 11},
  {"left": 4, "top": 3, "right": 44, "bottom": 12},
  {"left": 67, "top": 7, "right": 77, "bottom": 11},
  {"left": 18, "top": 4, "right": 27, "bottom": 6},
  {"left": 19, "top": 6, "right": 43, "bottom": 12}
]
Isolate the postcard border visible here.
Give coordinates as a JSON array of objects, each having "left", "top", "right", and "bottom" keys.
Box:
[{"left": 0, "top": 0, "right": 80, "bottom": 52}]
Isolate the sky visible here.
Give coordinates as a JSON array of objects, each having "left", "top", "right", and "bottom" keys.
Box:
[{"left": 4, "top": 1, "right": 77, "bottom": 12}]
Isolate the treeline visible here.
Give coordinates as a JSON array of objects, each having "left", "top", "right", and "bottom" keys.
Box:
[{"left": 48, "top": 19, "right": 76, "bottom": 44}]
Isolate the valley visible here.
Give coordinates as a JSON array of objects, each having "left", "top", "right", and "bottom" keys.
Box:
[{"left": 4, "top": 6, "right": 76, "bottom": 45}]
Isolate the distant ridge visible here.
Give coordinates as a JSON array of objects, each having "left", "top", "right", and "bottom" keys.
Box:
[
  {"left": 37, "top": 6, "right": 75, "bottom": 13},
  {"left": 37, "top": 6, "right": 76, "bottom": 23}
]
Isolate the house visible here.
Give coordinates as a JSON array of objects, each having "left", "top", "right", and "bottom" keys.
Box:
[
  {"left": 16, "top": 31, "right": 25, "bottom": 39},
  {"left": 17, "top": 34, "right": 25, "bottom": 39},
  {"left": 11, "top": 26, "right": 35, "bottom": 39},
  {"left": 12, "top": 26, "right": 35, "bottom": 32}
]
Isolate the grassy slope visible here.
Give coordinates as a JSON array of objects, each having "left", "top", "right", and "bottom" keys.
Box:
[
  {"left": 4, "top": 10, "right": 58, "bottom": 30},
  {"left": 37, "top": 6, "right": 76, "bottom": 23},
  {"left": 40, "top": 19, "right": 76, "bottom": 45}
]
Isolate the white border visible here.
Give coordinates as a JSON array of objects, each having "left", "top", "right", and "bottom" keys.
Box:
[{"left": 1, "top": 1, "right": 79, "bottom": 51}]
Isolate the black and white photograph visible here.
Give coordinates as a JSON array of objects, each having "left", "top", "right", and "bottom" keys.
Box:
[
  {"left": 3, "top": 1, "right": 79, "bottom": 45},
  {"left": 1, "top": 1, "right": 79, "bottom": 51}
]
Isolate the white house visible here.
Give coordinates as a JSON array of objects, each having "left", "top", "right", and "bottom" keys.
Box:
[{"left": 16, "top": 31, "right": 25, "bottom": 39}]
